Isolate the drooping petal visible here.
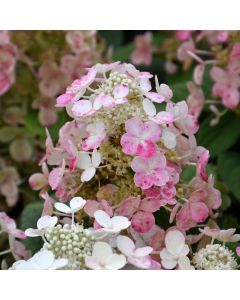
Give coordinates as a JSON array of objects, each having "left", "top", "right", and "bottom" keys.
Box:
[
  {"left": 94, "top": 210, "right": 111, "bottom": 228},
  {"left": 142, "top": 98, "right": 156, "bottom": 117},
  {"left": 81, "top": 167, "right": 96, "bottom": 182},
  {"left": 92, "top": 150, "right": 101, "bottom": 167}
]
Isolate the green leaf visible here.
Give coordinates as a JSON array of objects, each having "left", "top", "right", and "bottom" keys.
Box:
[
  {"left": 112, "top": 43, "right": 134, "bottom": 62},
  {"left": 181, "top": 165, "right": 196, "bottom": 183},
  {"left": 20, "top": 202, "right": 44, "bottom": 254},
  {"left": 218, "top": 152, "right": 240, "bottom": 200},
  {"left": 25, "top": 110, "right": 45, "bottom": 137},
  {"left": 170, "top": 81, "right": 189, "bottom": 102},
  {"left": 197, "top": 112, "right": 240, "bottom": 157},
  {"left": 99, "top": 30, "right": 124, "bottom": 48}
]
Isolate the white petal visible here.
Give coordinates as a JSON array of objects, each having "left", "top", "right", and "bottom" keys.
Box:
[
  {"left": 92, "top": 150, "right": 101, "bottom": 167},
  {"left": 54, "top": 202, "right": 71, "bottom": 214},
  {"left": 143, "top": 98, "right": 156, "bottom": 117},
  {"left": 117, "top": 235, "right": 135, "bottom": 257},
  {"left": 134, "top": 246, "right": 153, "bottom": 258},
  {"left": 92, "top": 241, "right": 112, "bottom": 265},
  {"left": 160, "top": 249, "right": 177, "bottom": 269},
  {"left": 37, "top": 216, "right": 58, "bottom": 230},
  {"left": 85, "top": 256, "right": 102, "bottom": 270},
  {"left": 178, "top": 256, "right": 194, "bottom": 270},
  {"left": 14, "top": 261, "right": 38, "bottom": 270},
  {"left": 94, "top": 210, "right": 111, "bottom": 228},
  {"left": 160, "top": 248, "right": 174, "bottom": 261},
  {"left": 161, "top": 258, "right": 177, "bottom": 269},
  {"left": 179, "top": 244, "right": 190, "bottom": 257},
  {"left": 49, "top": 258, "right": 68, "bottom": 270},
  {"left": 77, "top": 152, "right": 91, "bottom": 169},
  {"left": 25, "top": 228, "right": 43, "bottom": 237},
  {"left": 165, "top": 230, "right": 186, "bottom": 256},
  {"left": 70, "top": 197, "right": 86, "bottom": 211},
  {"left": 158, "top": 83, "right": 173, "bottom": 100},
  {"left": 128, "top": 256, "right": 152, "bottom": 269},
  {"left": 105, "top": 254, "right": 126, "bottom": 270},
  {"left": 111, "top": 216, "right": 131, "bottom": 231},
  {"left": 81, "top": 167, "right": 96, "bottom": 182},
  {"left": 28, "top": 250, "right": 54, "bottom": 269},
  {"left": 162, "top": 130, "right": 176, "bottom": 149}
]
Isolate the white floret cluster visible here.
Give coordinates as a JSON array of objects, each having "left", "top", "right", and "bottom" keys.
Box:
[
  {"left": 44, "top": 223, "right": 95, "bottom": 270},
  {"left": 193, "top": 244, "right": 238, "bottom": 270}
]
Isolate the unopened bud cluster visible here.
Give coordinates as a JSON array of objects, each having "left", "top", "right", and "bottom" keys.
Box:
[
  {"left": 193, "top": 244, "right": 238, "bottom": 270},
  {"left": 44, "top": 224, "right": 95, "bottom": 270}
]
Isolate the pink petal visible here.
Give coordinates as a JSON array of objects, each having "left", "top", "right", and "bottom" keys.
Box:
[
  {"left": 71, "top": 100, "right": 93, "bottom": 117},
  {"left": 190, "top": 202, "right": 209, "bottom": 222},
  {"left": 139, "top": 197, "right": 162, "bottom": 212},
  {"left": 134, "top": 172, "right": 153, "bottom": 190},
  {"left": 117, "top": 197, "right": 141, "bottom": 218},
  {"left": 56, "top": 93, "right": 74, "bottom": 107},
  {"left": 84, "top": 200, "right": 99, "bottom": 217},
  {"left": 151, "top": 111, "right": 174, "bottom": 125},
  {"left": 48, "top": 167, "right": 64, "bottom": 190},
  {"left": 131, "top": 211, "right": 155, "bottom": 233},
  {"left": 113, "top": 84, "right": 129, "bottom": 98},
  {"left": 146, "top": 92, "right": 165, "bottom": 103}
]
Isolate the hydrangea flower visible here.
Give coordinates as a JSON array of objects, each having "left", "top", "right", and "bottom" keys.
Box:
[
  {"left": 85, "top": 241, "right": 126, "bottom": 270},
  {"left": 131, "top": 151, "right": 169, "bottom": 189},
  {"left": 117, "top": 235, "right": 153, "bottom": 269},
  {"left": 21, "top": 61, "right": 239, "bottom": 270},
  {"left": 77, "top": 150, "right": 101, "bottom": 182},
  {"left": 10, "top": 250, "right": 68, "bottom": 270},
  {"left": 160, "top": 230, "right": 194, "bottom": 270},
  {"left": 121, "top": 117, "right": 161, "bottom": 158},
  {"left": 25, "top": 215, "right": 58, "bottom": 238},
  {"left": 94, "top": 210, "right": 131, "bottom": 234}
]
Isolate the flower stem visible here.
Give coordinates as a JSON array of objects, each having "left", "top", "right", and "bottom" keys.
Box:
[{"left": 0, "top": 249, "right": 11, "bottom": 256}]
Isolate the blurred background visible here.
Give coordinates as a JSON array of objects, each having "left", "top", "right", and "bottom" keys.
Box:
[{"left": 0, "top": 30, "right": 240, "bottom": 256}]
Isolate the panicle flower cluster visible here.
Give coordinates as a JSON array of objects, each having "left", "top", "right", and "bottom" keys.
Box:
[
  {"left": 131, "top": 31, "right": 240, "bottom": 125},
  {"left": 193, "top": 244, "right": 237, "bottom": 270},
  {"left": 22, "top": 62, "right": 240, "bottom": 270}
]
